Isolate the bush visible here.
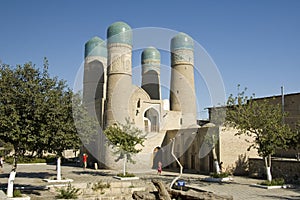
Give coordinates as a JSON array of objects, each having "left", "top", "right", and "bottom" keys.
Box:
[
  {"left": 44, "top": 155, "right": 56, "bottom": 163},
  {"left": 260, "top": 178, "right": 285, "bottom": 186},
  {"left": 55, "top": 182, "right": 80, "bottom": 199},
  {"left": 3, "top": 156, "right": 13, "bottom": 164},
  {"left": 4, "top": 155, "right": 56, "bottom": 164},
  {"left": 92, "top": 181, "right": 110, "bottom": 194},
  {"left": 13, "top": 189, "right": 22, "bottom": 197},
  {"left": 117, "top": 172, "right": 135, "bottom": 177},
  {"left": 211, "top": 172, "right": 230, "bottom": 178}
]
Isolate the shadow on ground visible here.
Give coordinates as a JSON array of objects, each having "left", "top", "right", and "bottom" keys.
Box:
[
  {"left": 0, "top": 172, "right": 55, "bottom": 179},
  {"left": 259, "top": 195, "right": 300, "bottom": 200},
  {"left": 71, "top": 170, "right": 111, "bottom": 176},
  {"left": 0, "top": 183, "right": 47, "bottom": 190}
]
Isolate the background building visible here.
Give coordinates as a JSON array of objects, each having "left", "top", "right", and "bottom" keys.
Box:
[
  {"left": 83, "top": 21, "right": 299, "bottom": 176},
  {"left": 83, "top": 21, "right": 199, "bottom": 171}
]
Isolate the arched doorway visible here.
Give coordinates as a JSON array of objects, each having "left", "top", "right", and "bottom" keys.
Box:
[{"left": 144, "top": 107, "right": 159, "bottom": 132}]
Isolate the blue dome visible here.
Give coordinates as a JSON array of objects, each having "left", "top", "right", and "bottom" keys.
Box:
[
  {"left": 84, "top": 36, "right": 107, "bottom": 58},
  {"left": 171, "top": 32, "right": 194, "bottom": 51},
  {"left": 142, "top": 47, "right": 160, "bottom": 61},
  {"left": 107, "top": 21, "right": 132, "bottom": 45}
]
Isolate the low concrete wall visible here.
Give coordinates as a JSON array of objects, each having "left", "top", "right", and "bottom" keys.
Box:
[{"left": 249, "top": 158, "right": 300, "bottom": 182}]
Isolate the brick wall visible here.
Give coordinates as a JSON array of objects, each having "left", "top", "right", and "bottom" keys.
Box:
[
  {"left": 219, "top": 126, "right": 259, "bottom": 175},
  {"left": 249, "top": 158, "right": 300, "bottom": 182}
]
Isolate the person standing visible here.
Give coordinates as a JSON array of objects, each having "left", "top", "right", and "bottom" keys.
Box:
[
  {"left": 157, "top": 161, "right": 162, "bottom": 175},
  {"left": 0, "top": 156, "right": 3, "bottom": 168},
  {"left": 83, "top": 153, "right": 88, "bottom": 169}
]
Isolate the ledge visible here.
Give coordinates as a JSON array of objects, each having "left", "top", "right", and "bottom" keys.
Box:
[
  {"left": 7, "top": 194, "right": 31, "bottom": 200},
  {"left": 203, "top": 177, "right": 233, "bottom": 183},
  {"left": 113, "top": 176, "right": 139, "bottom": 181},
  {"left": 0, "top": 190, "right": 31, "bottom": 200},
  {"left": 17, "top": 163, "right": 47, "bottom": 166},
  {"left": 43, "top": 178, "right": 73, "bottom": 183},
  {"left": 250, "top": 184, "right": 290, "bottom": 189}
]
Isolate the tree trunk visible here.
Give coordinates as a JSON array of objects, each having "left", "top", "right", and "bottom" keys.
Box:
[
  {"left": 8, "top": 149, "right": 18, "bottom": 197},
  {"left": 7, "top": 171, "right": 16, "bottom": 197},
  {"left": 212, "top": 147, "right": 220, "bottom": 174},
  {"left": 264, "top": 155, "right": 272, "bottom": 181},
  {"left": 170, "top": 138, "right": 183, "bottom": 190},
  {"left": 37, "top": 149, "right": 43, "bottom": 158},
  {"left": 57, "top": 157, "right": 62, "bottom": 181},
  {"left": 123, "top": 154, "right": 127, "bottom": 176},
  {"left": 152, "top": 179, "right": 171, "bottom": 200},
  {"left": 12, "top": 155, "right": 18, "bottom": 171}
]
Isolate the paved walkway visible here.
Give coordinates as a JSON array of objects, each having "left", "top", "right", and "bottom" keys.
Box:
[{"left": 0, "top": 163, "right": 299, "bottom": 199}]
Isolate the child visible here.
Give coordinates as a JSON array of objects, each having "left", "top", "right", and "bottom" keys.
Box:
[
  {"left": 83, "top": 153, "right": 88, "bottom": 169},
  {"left": 157, "top": 161, "right": 162, "bottom": 175}
]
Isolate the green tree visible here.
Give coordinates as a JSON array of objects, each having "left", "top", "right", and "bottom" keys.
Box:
[
  {"left": 104, "top": 118, "right": 145, "bottom": 176},
  {"left": 0, "top": 59, "right": 97, "bottom": 177},
  {"left": 0, "top": 59, "right": 98, "bottom": 196},
  {"left": 0, "top": 62, "right": 44, "bottom": 168},
  {"left": 226, "top": 87, "right": 296, "bottom": 181}
]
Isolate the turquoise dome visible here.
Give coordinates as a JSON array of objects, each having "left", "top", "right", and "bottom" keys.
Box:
[
  {"left": 171, "top": 32, "right": 194, "bottom": 51},
  {"left": 107, "top": 21, "right": 132, "bottom": 45},
  {"left": 84, "top": 36, "right": 107, "bottom": 58},
  {"left": 142, "top": 47, "right": 160, "bottom": 61}
]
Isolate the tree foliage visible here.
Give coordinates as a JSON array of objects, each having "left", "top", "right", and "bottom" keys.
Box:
[
  {"left": 226, "top": 86, "right": 296, "bottom": 158},
  {"left": 104, "top": 118, "right": 145, "bottom": 164},
  {"left": 0, "top": 59, "right": 97, "bottom": 168}
]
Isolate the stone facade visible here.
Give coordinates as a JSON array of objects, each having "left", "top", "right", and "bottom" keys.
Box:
[
  {"left": 219, "top": 126, "right": 259, "bottom": 175},
  {"left": 83, "top": 22, "right": 199, "bottom": 171},
  {"left": 205, "top": 93, "right": 300, "bottom": 175},
  {"left": 83, "top": 21, "right": 300, "bottom": 175},
  {"left": 255, "top": 93, "right": 300, "bottom": 158},
  {"left": 254, "top": 92, "right": 300, "bottom": 129}
]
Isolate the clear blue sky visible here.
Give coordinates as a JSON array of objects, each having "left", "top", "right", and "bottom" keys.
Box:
[{"left": 1, "top": 0, "right": 299, "bottom": 119}]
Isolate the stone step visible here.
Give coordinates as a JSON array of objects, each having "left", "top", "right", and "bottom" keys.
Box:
[
  {"left": 81, "top": 186, "right": 146, "bottom": 195},
  {"left": 49, "top": 180, "right": 145, "bottom": 188},
  {"left": 74, "top": 195, "right": 133, "bottom": 200}
]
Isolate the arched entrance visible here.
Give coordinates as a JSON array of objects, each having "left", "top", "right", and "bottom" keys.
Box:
[{"left": 144, "top": 107, "right": 159, "bottom": 132}]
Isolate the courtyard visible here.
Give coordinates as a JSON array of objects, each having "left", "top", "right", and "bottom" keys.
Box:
[{"left": 0, "top": 163, "right": 299, "bottom": 199}]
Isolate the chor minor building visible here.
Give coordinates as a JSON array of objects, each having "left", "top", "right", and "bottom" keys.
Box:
[
  {"left": 82, "top": 21, "right": 300, "bottom": 177},
  {"left": 83, "top": 21, "right": 202, "bottom": 172}
]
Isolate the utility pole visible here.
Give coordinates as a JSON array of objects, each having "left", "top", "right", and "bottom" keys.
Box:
[{"left": 281, "top": 86, "right": 284, "bottom": 124}]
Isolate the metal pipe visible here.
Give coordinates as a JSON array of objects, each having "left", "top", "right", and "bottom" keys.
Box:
[{"left": 281, "top": 86, "right": 284, "bottom": 124}]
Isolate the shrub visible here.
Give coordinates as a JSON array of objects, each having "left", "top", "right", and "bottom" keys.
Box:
[
  {"left": 92, "top": 181, "right": 110, "bottom": 194},
  {"left": 44, "top": 155, "right": 56, "bottom": 163},
  {"left": 260, "top": 178, "right": 285, "bottom": 186},
  {"left": 3, "top": 156, "right": 13, "bottom": 164},
  {"left": 55, "top": 182, "right": 80, "bottom": 199},
  {"left": 211, "top": 172, "right": 230, "bottom": 178},
  {"left": 117, "top": 172, "right": 135, "bottom": 177},
  {"left": 13, "top": 189, "right": 22, "bottom": 197},
  {"left": 4, "top": 155, "right": 56, "bottom": 164}
]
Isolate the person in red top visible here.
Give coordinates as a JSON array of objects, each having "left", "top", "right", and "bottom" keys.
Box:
[
  {"left": 83, "top": 153, "right": 88, "bottom": 169},
  {"left": 157, "top": 161, "right": 162, "bottom": 175}
]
